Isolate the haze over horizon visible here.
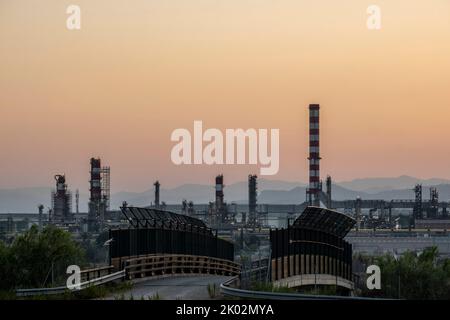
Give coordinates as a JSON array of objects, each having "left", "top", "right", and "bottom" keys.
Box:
[
  {"left": 1, "top": 1, "right": 450, "bottom": 193},
  {"left": 2, "top": 175, "right": 450, "bottom": 213},
  {"left": 1, "top": 174, "right": 449, "bottom": 193}
]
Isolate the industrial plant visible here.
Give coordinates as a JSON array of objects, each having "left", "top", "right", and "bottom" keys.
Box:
[
  {"left": 2, "top": 105, "right": 450, "bottom": 242},
  {"left": 1, "top": 104, "right": 450, "bottom": 298}
]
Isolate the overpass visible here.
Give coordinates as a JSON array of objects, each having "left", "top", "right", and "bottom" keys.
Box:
[
  {"left": 104, "top": 274, "right": 232, "bottom": 300},
  {"left": 270, "top": 206, "right": 356, "bottom": 293},
  {"left": 109, "top": 206, "right": 240, "bottom": 280}
]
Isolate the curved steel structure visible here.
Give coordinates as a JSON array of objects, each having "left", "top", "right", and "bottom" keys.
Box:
[
  {"left": 121, "top": 206, "right": 211, "bottom": 233},
  {"left": 270, "top": 206, "right": 355, "bottom": 292},
  {"left": 110, "top": 207, "right": 237, "bottom": 276},
  {"left": 293, "top": 206, "right": 355, "bottom": 238}
]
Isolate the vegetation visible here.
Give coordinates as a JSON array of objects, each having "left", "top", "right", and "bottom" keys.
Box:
[
  {"left": 24, "top": 281, "right": 133, "bottom": 300},
  {"left": 207, "top": 283, "right": 218, "bottom": 299},
  {"left": 79, "top": 230, "right": 109, "bottom": 264},
  {"left": 148, "top": 292, "right": 162, "bottom": 300},
  {"left": 250, "top": 281, "right": 296, "bottom": 293},
  {"left": 0, "top": 225, "right": 85, "bottom": 291},
  {"left": 297, "top": 285, "right": 340, "bottom": 296},
  {"left": 360, "top": 246, "right": 450, "bottom": 300},
  {"left": 114, "top": 293, "right": 126, "bottom": 300},
  {"left": 0, "top": 226, "right": 133, "bottom": 300}
]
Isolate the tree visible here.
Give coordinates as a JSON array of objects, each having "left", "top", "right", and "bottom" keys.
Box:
[
  {"left": 1, "top": 225, "right": 85, "bottom": 290},
  {"left": 361, "top": 246, "right": 450, "bottom": 299}
]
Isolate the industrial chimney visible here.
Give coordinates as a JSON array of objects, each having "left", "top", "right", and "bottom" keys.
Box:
[
  {"left": 248, "top": 174, "right": 257, "bottom": 225},
  {"left": 325, "top": 175, "right": 332, "bottom": 209},
  {"left": 154, "top": 180, "right": 160, "bottom": 208},
  {"left": 307, "top": 104, "right": 321, "bottom": 206},
  {"left": 215, "top": 174, "right": 224, "bottom": 209}
]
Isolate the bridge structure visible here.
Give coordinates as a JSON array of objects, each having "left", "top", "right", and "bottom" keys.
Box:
[
  {"left": 109, "top": 206, "right": 240, "bottom": 280},
  {"left": 14, "top": 207, "right": 239, "bottom": 298},
  {"left": 270, "top": 206, "right": 356, "bottom": 293}
]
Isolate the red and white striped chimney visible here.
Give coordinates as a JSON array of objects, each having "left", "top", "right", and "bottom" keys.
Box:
[{"left": 308, "top": 104, "right": 320, "bottom": 206}]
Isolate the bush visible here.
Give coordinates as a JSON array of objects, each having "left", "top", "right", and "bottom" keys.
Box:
[
  {"left": 361, "top": 246, "right": 450, "bottom": 299},
  {"left": 0, "top": 225, "right": 85, "bottom": 292}
]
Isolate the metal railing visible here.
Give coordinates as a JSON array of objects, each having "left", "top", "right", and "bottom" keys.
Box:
[
  {"left": 123, "top": 254, "right": 240, "bottom": 280},
  {"left": 220, "top": 277, "right": 390, "bottom": 300},
  {"left": 16, "top": 269, "right": 125, "bottom": 297},
  {"left": 81, "top": 265, "right": 115, "bottom": 282}
]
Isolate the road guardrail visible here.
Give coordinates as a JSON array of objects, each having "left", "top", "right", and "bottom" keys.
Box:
[
  {"left": 220, "top": 277, "right": 390, "bottom": 300},
  {"left": 16, "top": 269, "right": 125, "bottom": 297}
]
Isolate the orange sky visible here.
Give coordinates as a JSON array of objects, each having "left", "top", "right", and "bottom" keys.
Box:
[{"left": 0, "top": 0, "right": 449, "bottom": 192}]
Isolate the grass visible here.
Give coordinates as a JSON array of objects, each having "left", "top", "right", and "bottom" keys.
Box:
[
  {"left": 148, "top": 292, "right": 162, "bottom": 300},
  {"left": 0, "top": 291, "right": 16, "bottom": 300},
  {"left": 250, "top": 281, "right": 296, "bottom": 293},
  {"left": 207, "top": 283, "right": 218, "bottom": 299},
  {"left": 297, "top": 285, "right": 338, "bottom": 296},
  {"left": 2, "top": 281, "right": 135, "bottom": 300}
]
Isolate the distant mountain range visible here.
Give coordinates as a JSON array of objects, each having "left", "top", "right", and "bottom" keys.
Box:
[
  {"left": 258, "top": 184, "right": 450, "bottom": 204},
  {"left": 337, "top": 175, "right": 450, "bottom": 194},
  {"left": 1, "top": 176, "right": 449, "bottom": 213}
]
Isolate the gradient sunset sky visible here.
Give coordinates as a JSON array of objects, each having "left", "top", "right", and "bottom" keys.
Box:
[{"left": 1, "top": 1, "right": 449, "bottom": 192}]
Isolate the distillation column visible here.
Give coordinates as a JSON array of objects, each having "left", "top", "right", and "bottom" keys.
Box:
[
  {"left": 51, "top": 174, "right": 72, "bottom": 223},
  {"left": 88, "top": 158, "right": 105, "bottom": 231}
]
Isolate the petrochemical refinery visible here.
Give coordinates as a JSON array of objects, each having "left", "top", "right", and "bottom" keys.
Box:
[{"left": 1, "top": 105, "right": 450, "bottom": 259}]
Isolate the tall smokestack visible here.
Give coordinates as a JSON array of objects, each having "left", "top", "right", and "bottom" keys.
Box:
[
  {"left": 326, "top": 175, "right": 332, "bottom": 209},
  {"left": 75, "top": 189, "right": 79, "bottom": 214},
  {"left": 154, "top": 180, "right": 160, "bottom": 208},
  {"left": 248, "top": 174, "right": 257, "bottom": 224},
  {"left": 307, "top": 104, "right": 321, "bottom": 206},
  {"left": 215, "top": 174, "right": 224, "bottom": 209}
]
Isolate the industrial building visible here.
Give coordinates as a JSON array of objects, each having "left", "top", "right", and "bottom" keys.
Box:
[{"left": 2, "top": 103, "right": 450, "bottom": 262}]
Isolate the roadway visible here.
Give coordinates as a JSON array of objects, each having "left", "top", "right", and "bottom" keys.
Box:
[{"left": 104, "top": 275, "right": 233, "bottom": 300}]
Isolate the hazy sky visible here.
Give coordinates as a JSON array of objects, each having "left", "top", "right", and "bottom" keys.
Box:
[{"left": 1, "top": 0, "right": 449, "bottom": 192}]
